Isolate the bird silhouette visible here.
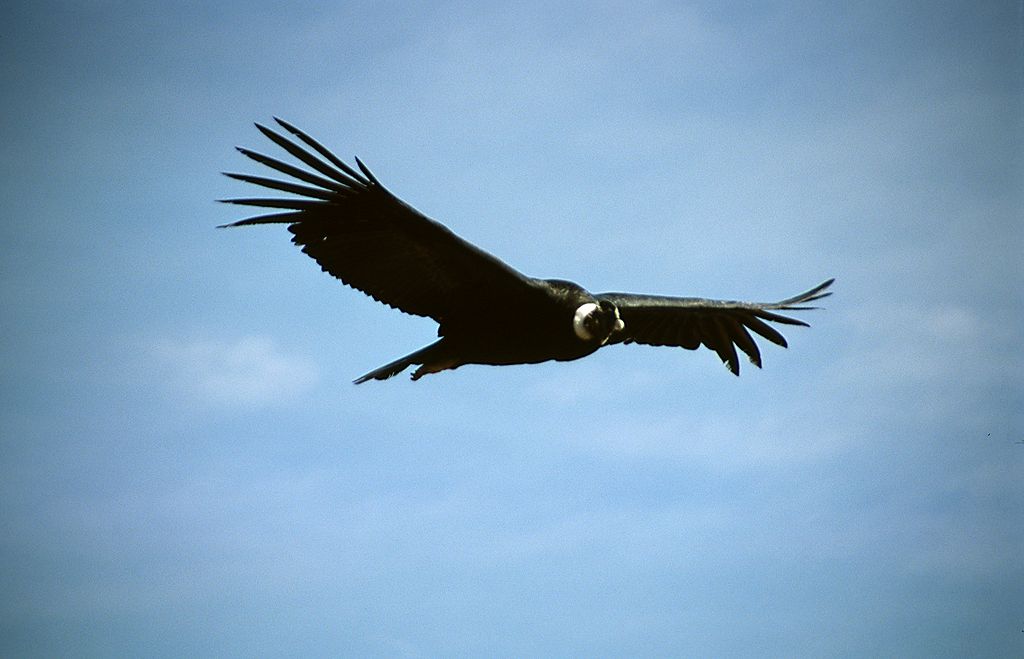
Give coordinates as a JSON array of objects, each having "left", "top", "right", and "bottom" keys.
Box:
[{"left": 221, "top": 119, "right": 833, "bottom": 383}]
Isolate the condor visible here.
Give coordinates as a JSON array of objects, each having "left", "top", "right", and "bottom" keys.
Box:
[{"left": 221, "top": 119, "right": 833, "bottom": 383}]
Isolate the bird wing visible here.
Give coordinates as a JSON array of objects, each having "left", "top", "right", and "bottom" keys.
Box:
[
  {"left": 219, "top": 118, "right": 541, "bottom": 322},
  {"left": 598, "top": 279, "right": 833, "bottom": 375}
]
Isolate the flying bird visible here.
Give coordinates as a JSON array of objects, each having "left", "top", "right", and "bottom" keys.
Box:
[{"left": 220, "top": 119, "right": 833, "bottom": 383}]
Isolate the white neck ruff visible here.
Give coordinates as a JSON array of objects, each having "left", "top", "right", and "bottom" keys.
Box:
[{"left": 573, "top": 303, "right": 600, "bottom": 341}]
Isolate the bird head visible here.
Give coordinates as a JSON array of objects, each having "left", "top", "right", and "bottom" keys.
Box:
[{"left": 573, "top": 300, "right": 625, "bottom": 344}]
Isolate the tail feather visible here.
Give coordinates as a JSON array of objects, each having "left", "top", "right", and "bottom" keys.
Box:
[{"left": 353, "top": 340, "right": 447, "bottom": 384}]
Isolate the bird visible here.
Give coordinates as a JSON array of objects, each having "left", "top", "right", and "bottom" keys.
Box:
[{"left": 220, "top": 118, "right": 833, "bottom": 384}]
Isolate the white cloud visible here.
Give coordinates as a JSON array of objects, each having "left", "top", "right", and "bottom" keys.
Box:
[
  {"left": 153, "top": 335, "right": 318, "bottom": 407},
  {"left": 835, "top": 300, "right": 1016, "bottom": 391},
  {"left": 563, "top": 406, "right": 849, "bottom": 472}
]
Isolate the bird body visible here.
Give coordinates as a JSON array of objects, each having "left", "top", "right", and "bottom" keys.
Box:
[
  {"left": 221, "top": 119, "right": 833, "bottom": 383},
  {"left": 355, "top": 279, "right": 621, "bottom": 382}
]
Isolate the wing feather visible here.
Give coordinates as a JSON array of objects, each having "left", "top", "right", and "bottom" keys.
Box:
[
  {"left": 737, "top": 314, "right": 788, "bottom": 347},
  {"left": 222, "top": 173, "right": 337, "bottom": 200},
  {"left": 273, "top": 116, "right": 372, "bottom": 185},
  {"left": 234, "top": 147, "right": 353, "bottom": 193},
  {"left": 219, "top": 119, "right": 541, "bottom": 321},
  {"left": 599, "top": 279, "right": 833, "bottom": 375},
  {"left": 722, "top": 315, "right": 762, "bottom": 368}
]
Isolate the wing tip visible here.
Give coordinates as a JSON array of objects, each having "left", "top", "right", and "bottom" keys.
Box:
[
  {"left": 353, "top": 156, "right": 380, "bottom": 186},
  {"left": 788, "top": 277, "right": 836, "bottom": 306}
]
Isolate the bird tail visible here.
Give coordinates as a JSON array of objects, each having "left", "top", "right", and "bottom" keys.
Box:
[{"left": 353, "top": 340, "right": 454, "bottom": 384}]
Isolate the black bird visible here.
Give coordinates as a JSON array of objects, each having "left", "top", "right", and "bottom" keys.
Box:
[{"left": 220, "top": 119, "right": 833, "bottom": 384}]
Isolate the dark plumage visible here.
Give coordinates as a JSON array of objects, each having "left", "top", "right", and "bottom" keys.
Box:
[{"left": 220, "top": 119, "right": 834, "bottom": 383}]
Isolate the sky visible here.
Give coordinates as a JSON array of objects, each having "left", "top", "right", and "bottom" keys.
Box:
[{"left": 1, "top": 1, "right": 1021, "bottom": 656}]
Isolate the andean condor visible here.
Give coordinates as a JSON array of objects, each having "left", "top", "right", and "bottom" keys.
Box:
[{"left": 220, "top": 119, "right": 833, "bottom": 384}]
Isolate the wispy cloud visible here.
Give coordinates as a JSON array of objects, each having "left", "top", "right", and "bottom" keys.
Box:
[
  {"left": 153, "top": 335, "right": 318, "bottom": 407},
  {"left": 835, "top": 300, "right": 1018, "bottom": 392}
]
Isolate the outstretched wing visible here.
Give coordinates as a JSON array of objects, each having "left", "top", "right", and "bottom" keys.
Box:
[
  {"left": 219, "top": 118, "right": 540, "bottom": 322},
  {"left": 599, "top": 279, "right": 834, "bottom": 375}
]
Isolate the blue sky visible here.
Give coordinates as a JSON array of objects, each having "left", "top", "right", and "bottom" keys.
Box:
[{"left": 2, "top": 1, "right": 1021, "bottom": 656}]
